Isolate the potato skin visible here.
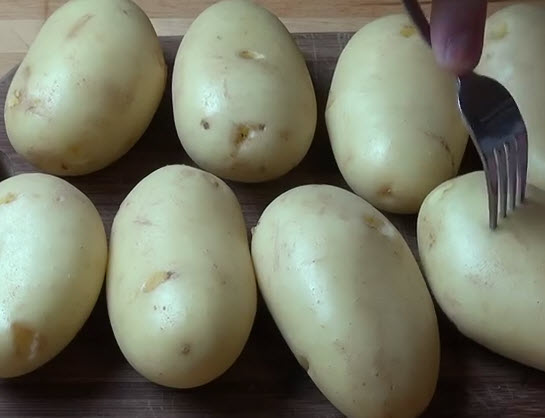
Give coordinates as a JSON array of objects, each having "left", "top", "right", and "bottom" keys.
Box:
[
  {"left": 4, "top": 0, "right": 166, "bottom": 176},
  {"left": 476, "top": 4, "right": 545, "bottom": 190},
  {"left": 172, "top": 0, "right": 317, "bottom": 183},
  {"left": 0, "top": 173, "right": 107, "bottom": 378},
  {"left": 106, "top": 165, "right": 257, "bottom": 388},
  {"left": 326, "top": 14, "right": 468, "bottom": 214},
  {"left": 252, "top": 184, "right": 439, "bottom": 418},
  {"left": 418, "top": 171, "right": 545, "bottom": 372}
]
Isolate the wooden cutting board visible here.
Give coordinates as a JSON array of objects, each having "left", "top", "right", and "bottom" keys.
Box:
[{"left": 1, "top": 34, "right": 545, "bottom": 418}]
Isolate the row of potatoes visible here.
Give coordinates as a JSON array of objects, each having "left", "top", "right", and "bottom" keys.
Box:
[{"left": 2, "top": 0, "right": 545, "bottom": 416}]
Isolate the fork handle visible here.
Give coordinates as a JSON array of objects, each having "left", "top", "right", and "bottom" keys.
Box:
[{"left": 401, "top": 0, "right": 432, "bottom": 46}]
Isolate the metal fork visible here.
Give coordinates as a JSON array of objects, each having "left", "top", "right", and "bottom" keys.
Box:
[{"left": 402, "top": 0, "right": 528, "bottom": 229}]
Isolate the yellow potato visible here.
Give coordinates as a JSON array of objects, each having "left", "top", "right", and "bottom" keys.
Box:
[
  {"left": 172, "top": 0, "right": 317, "bottom": 183},
  {"left": 418, "top": 171, "right": 545, "bottom": 371},
  {"left": 4, "top": 0, "right": 166, "bottom": 176},
  {"left": 252, "top": 184, "right": 439, "bottom": 418},
  {"left": 326, "top": 15, "right": 468, "bottom": 214},
  {"left": 476, "top": 4, "right": 545, "bottom": 190},
  {"left": 107, "top": 165, "right": 257, "bottom": 388},
  {"left": 0, "top": 173, "right": 107, "bottom": 377}
]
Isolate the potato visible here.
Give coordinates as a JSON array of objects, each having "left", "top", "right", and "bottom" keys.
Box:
[
  {"left": 172, "top": 0, "right": 317, "bottom": 183},
  {"left": 326, "top": 15, "right": 468, "bottom": 214},
  {"left": 4, "top": 0, "right": 166, "bottom": 176},
  {"left": 107, "top": 165, "right": 257, "bottom": 388},
  {"left": 476, "top": 4, "right": 545, "bottom": 190},
  {"left": 418, "top": 171, "right": 545, "bottom": 371},
  {"left": 252, "top": 185, "right": 439, "bottom": 418},
  {"left": 0, "top": 173, "right": 107, "bottom": 378}
]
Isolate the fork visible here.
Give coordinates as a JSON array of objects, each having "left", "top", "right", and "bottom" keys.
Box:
[{"left": 402, "top": 0, "right": 528, "bottom": 230}]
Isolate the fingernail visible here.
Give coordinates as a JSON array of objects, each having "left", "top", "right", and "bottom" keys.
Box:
[{"left": 441, "top": 32, "right": 474, "bottom": 73}]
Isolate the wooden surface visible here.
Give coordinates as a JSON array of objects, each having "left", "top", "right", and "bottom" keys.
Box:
[
  {"left": 2, "top": 33, "right": 545, "bottom": 418},
  {"left": 0, "top": 0, "right": 538, "bottom": 78}
]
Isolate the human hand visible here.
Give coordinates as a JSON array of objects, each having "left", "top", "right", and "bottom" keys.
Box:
[{"left": 430, "top": 0, "right": 487, "bottom": 74}]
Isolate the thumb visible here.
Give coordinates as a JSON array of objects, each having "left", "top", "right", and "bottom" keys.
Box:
[{"left": 430, "top": 0, "right": 488, "bottom": 74}]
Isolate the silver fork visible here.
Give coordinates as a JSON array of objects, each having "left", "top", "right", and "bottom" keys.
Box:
[{"left": 402, "top": 0, "right": 528, "bottom": 229}]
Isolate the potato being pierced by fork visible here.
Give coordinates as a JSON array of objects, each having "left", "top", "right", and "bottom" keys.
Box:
[{"left": 418, "top": 171, "right": 545, "bottom": 372}]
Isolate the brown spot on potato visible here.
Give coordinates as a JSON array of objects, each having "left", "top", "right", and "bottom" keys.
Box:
[
  {"left": 488, "top": 22, "right": 508, "bottom": 40},
  {"left": 0, "top": 193, "right": 17, "bottom": 205},
  {"left": 201, "top": 171, "right": 220, "bottom": 188},
  {"left": 7, "top": 90, "right": 22, "bottom": 108},
  {"left": 134, "top": 217, "right": 153, "bottom": 226},
  {"left": 25, "top": 100, "right": 50, "bottom": 119},
  {"left": 440, "top": 140, "right": 456, "bottom": 171},
  {"left": 11, "top": 323, "right": 45, "bottom": 360},
  {"left": 61, "top": 163, "right": 69, "bottom": 171},
  {"left": 201, "top": 119, "right": 210, "bottom": 130},
  {"left": 378, "top": 185, "right": 393, "bottom": 197},
  {"left": 428, "top": 231, "right": 436, "bottom": 250},
  {"left": 142, "top": 271, "right": 177, "bottom": 293},
  {"left": 7, "top": 66, "right": 31, "bottom": 108},
  {"left": 467, "top": 273, "right": 493, "bottom": 289},
  {"left": 364, "top": 215, "right": 384, "bottom": 231},
  {"left": 280, "top": 130, "right": 290, "bottom": 142},
  {"left": 121, "top": 199, "right": 132, "bottom": 209},
  {"left": 68, "top": 143, "right": 83, "bottom": 156},
  {"left": 400, "top": 24, "right": 416, "bottom": 38},
  {"left": 424, "top": 130, "right": 456, "bottom": 172},
  {"left": 238, "top": 50, "right": 266, "bottom": 60},
  {"left": 67, "top": 14, "right": 94, "bottom": 39},
  {"left": 438, "top": 181, "right": 455, "bottom": 200},
  {"left": 334, "top": 339, "right": 346, "bottom": 353},
  {"left": 181, "top": 344, "right": 191, "bottom": 355},
  {"left": 233, "top": 123, "right": 265, "bottom": 148}
]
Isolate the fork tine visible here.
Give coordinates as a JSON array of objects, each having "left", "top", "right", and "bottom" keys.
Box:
[
  {"left": 483, "top": 152, "right": 499, "bottom": 229},
  {"left": 516, "top": 131, "right": 529, "bottom": 203},
  {"left": 505, "top": 139, "right": 517, "bottom": 212},
  {"left": 494, "top": 146, "right": 508, "bottom": 219}
]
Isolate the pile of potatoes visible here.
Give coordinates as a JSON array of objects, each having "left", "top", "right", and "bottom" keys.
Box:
[{"left": 1, "top": 0, "right": 545, "bottom": 416}]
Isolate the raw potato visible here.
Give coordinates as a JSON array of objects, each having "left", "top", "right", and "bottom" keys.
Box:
[
  {"left": 252, "top": 185, "right": 440, "bottom": 418},
  {"left": 476, "top": 4, "right": 545, "bottom": 190},
  {"left": 0, "top": 173, "right": 107, "bottom": 378},
  {"left": 326, "top": 15, "right": 468, "bottom": 214},
  {"left": 419, "top": 172, "right": 545, "bottom": 371},
  {"left": 172, "top": 0, "right": 317, "bottom": 183},
  {"left": 107, "top": 165, "right": 257, "bottom": 388},
  {"left": 4, "top": 0, "right": 166, "bottom": 176}
]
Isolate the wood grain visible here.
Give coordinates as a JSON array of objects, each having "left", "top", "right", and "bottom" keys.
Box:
[
  {"left": 0, "top": 0, "right": 542, "bottom": 77},
  {"left": 1, "top": 34, "right": 545, "bottom": 418}
]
